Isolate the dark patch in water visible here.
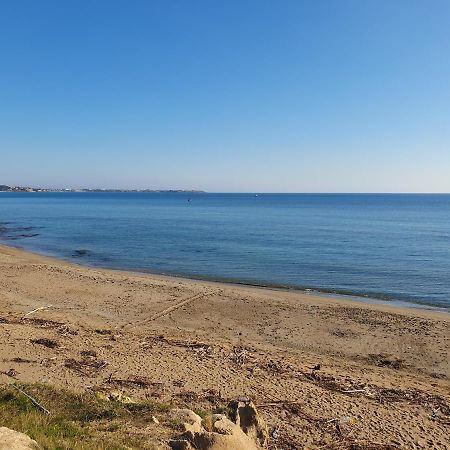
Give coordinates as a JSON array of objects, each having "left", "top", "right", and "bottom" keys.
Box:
[
  {"left": 73, "top": 249, "right": 92, "bottom": 257},
  {"left": 0, "top": 223, "right": 40, "bottom": 240}
]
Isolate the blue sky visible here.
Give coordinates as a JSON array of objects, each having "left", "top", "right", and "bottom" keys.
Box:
[{"left": 1, "top": 1, "right": 449, "bottom": 192}]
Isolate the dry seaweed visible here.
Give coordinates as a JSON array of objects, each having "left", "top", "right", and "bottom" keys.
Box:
[
  {"left": 31, "top": 338, "right": 59, "bottom": 349},
  {"left": 64, "top": 358, "right": 108, "bottom": 377},
  {"left": 104, "top": 375, "right": 154, "bottom": 389}
]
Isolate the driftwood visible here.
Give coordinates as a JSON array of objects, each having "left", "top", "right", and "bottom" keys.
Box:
[
  {"left": 257, "top": 400, "right": 303, "bottom": 408},
  {"left": 22, "top": 305, "right": 53, "bottom": 319},
  {"left": 342, "top": 389, "right": 368, "bottom": 394}
]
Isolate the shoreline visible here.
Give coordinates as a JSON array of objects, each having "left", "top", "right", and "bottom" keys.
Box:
[
  {"left": 1, "top": 242, "right": 448, "bottom": 329},
  {"left": 2, "top": 241, "right": 448, "bottom": 314}
]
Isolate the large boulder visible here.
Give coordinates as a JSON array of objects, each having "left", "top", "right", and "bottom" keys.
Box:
[
  {"left": 0, "top": 427, "right": 40, "bottom": 450},
  {"left": 170, "top": 400, "right": 268, "bottom": 450},
  {"left": 228, "top": 399, "right": 269, "bottom": 448},
  {"left": 170, "top": 410, "right": 259, "bottom": 450}
]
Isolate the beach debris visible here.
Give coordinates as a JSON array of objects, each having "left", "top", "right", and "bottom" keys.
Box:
[
  {"left": 325, "top": 415, "right": 359, "bottom": 439},
  {"left": 342, "top": 388, "right": 373, "bottom": 395},
  {"left": 80, "top": 350, "right": 97, "bottom": 358},
  {"left": 367, "top": 353, "right": 405, "bottom": 369},
  {"left": 326, "top": 415, "right": 357, "bottom": 425},
  {"left": 94, "top": 389, "right": 135, "bottom": 404},
  {"left": 188, "top": 344, "right": 214, "bottom": 358},
  {"left": 104, "top": 374, "right": 154, "bottom": 389},
  {"left": 261, "top": 359, "right": 283, "bottom": 373},
  {"left": 256, "top": 400, "right": 302, "bottom": 408},
  {"left": 40, "top": 356, "right": 57, "bottom": 367},
  {"left": 2, "top": 315, "right": 65, "bottom": 329},
  {"left": 308, "top": 363, "right": 321, "bottom": 371},
  {"left": 0, "top": 426, "right": 40, "bottom": 450},
  {"left": 16, "top": 316, "right": 78, "bottom": 335},
  {"left": 300, "top": 369, "right": 343, "bottom": 392},
  {"left": 10, "top": 357, "right": 36, "bottom": 364},
  {"left": 22, "top": 305, "right": 53, "bottom": 319},
  {"left": 152, "top": 415, "right": 160, "bottom": 424},
  {"left": 202, "top": 389, "right": 224, "bottom": 403},
  {"left": 175, "top": 389, "right": 225, "bottom": 405},
  {"left": 95, "top": 328, "right": 113, "bottom": 335},
  {"left": 56, "top": 324, "right": 78, "bottom": 336},
  {"left": 140, "top": 335, "right": 216, "bottom": 359},
  {"left": 270, "top": 427, "right": 280, "bottom": 440},
  {"left": 64, "top": 357, "right": 109, "bottom": 377},
  {"left": 30, "top": 338, "right": 59, "bottom": 349},
  {"left": 0, "top": 368, "right": 19, "bottom": 379},
  {"left": 11, "top": 384, "right": 50, "bottom": 415},
  {"left": 6, "top": 368, "right": 19, "bottom": 378},
  {"left": 230, "top": 346, "right": 251, "bottom": 366}
]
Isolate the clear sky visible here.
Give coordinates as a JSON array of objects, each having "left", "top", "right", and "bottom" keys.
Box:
[{"left": 1, "top": 1, "right": 449, "bottom": 192}]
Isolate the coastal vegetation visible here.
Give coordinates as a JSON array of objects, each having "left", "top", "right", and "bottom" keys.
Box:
[{"left": 0, "top": 383, "right": 176, "bottom": 449}]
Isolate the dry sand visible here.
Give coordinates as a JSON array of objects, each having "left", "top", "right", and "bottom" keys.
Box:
[{"left": 0, "top": 244, "right": 449, "bottom": 449}]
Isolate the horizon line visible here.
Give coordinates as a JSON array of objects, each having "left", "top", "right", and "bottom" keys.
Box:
[{"left": 1, "top": 189, "right": 450, "bottom": 195}]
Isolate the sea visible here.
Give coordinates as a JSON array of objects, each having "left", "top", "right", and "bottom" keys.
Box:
[{"left": 1, "top": 192, "right": 449, "bottom": 310}]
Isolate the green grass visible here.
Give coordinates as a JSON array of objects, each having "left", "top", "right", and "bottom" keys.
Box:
[{"left": 0, "top": 383, "right": 172, "bottom": 450}]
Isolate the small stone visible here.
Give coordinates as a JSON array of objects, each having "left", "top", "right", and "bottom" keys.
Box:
[{"left": 0, "top": 427, "right": 40, "bottom": 450}]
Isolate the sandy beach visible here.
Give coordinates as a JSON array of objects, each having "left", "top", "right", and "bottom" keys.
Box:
[{"left": 0, "top": 243, "right": 449, "bottom": 449}]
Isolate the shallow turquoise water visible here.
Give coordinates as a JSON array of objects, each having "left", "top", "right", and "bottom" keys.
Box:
[{"left": 1, "top": 192, "right": 449, "bottom": 309}]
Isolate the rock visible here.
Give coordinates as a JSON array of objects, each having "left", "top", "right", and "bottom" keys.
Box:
[
  {"left": 73, "top": 249, "right": 91, "bottom": 257},
  {"left": 228, "top": 399, "right": 268, "bottom": 447},
  {"left": 188, "top": 415, "right": 259, "bottom": 450},
  {"left": 172, "top": 409, "right": 204, "bottom": 434},
  {"left": 0, "top": 427, "right": 40, "bottom": 450},
  {"left": 170, "top": 405, "right": 267, "bottom": 450},
  {"left": 169, "top": 440, "right": 193, "bottom": 450}
]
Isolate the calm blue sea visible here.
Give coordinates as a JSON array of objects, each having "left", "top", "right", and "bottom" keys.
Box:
[{"left": 1, "top": 192, "right": 450, "bottom": 309}]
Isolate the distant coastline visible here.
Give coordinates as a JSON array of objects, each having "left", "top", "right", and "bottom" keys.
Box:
[{"left": 0, "top": 184, "right": 204, "bottom": 193}]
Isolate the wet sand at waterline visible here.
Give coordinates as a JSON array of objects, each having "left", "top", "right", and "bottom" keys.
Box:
[{"left": 0, "top": 244, "right": 449, "bottom": 448}]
